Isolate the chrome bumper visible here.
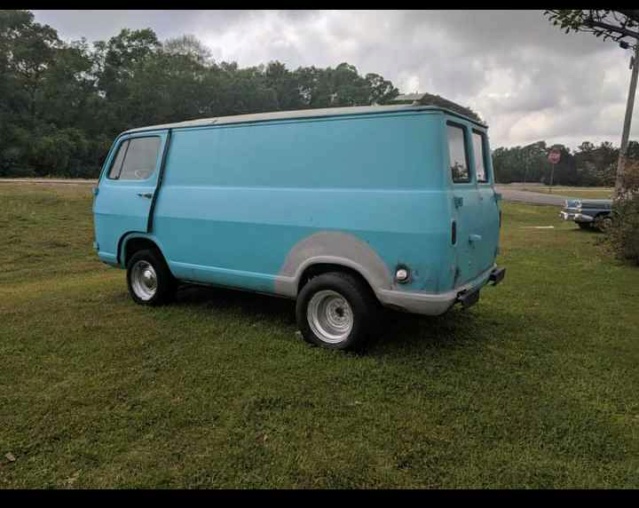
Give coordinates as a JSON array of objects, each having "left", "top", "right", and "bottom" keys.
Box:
[{"left": 560, "top": 211, "right": 593, "bottom": 223}]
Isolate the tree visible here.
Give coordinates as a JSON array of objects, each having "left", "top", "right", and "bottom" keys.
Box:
[
  {"left": 163, "top": 34, "right": 212, "bottom": 65},
  {"left": 365, "top": 73, "right": 399, "bottom": 105},
  {"left": 264, "top": 61, "right": 304, "bottom": 110}
]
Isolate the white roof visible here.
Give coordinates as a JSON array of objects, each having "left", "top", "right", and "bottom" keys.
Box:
[{"left": 123, "top": 104, "right": 484, "bottom": 135}]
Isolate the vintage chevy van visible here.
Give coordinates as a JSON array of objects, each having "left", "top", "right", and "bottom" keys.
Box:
[{"left": 93, "top": 103, "right": 505, "bottom": 350}]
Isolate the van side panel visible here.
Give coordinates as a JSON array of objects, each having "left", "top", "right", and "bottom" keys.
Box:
[{"left": 152, "top": 112, "right": 454, "bottom": 296}]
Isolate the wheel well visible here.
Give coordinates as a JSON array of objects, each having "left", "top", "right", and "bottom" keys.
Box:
[
  {"left": 123, "top": 237, "right": 160, "bottom": 266},
  {"left": 298, "top": 263, "right": 377, "bottom": 297}
]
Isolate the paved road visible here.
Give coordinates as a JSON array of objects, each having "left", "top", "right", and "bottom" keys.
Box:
[
  {"left": 496, "top": 186, "right": 566, "bottom": 206},
  {"left": 0, "top": 178, "right": 566, "bottom": 206}
]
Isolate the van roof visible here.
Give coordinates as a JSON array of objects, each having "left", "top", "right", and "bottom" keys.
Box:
[{"left": 122, "top": 104, "right": 487, "bottom": 135}]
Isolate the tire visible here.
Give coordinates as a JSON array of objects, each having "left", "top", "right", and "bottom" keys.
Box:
[
  {"left": 594, "top": 214, "right": 613, "bottom": 232},
  {"left": 577, "top": 222, "right": 591, "bottom": 230},
  {"left": 126, "top": 248, "right": 177, "bottom": 306},
  {"left": 295, "top": 272, "right": 380, "bottom": 351}
]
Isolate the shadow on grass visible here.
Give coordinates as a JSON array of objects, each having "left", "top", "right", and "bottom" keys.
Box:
[
  {"left": 172, "top": 283, "right": 491, "bottom": 355},
  {"left": 367, "top": 307, "right": 489, "bottom": 354},
  {"left": 567, "top": 226, "right": 601, "bottom": 235},
  {"left": 175, "top": 283, "right": 297, "bottom": 325}
]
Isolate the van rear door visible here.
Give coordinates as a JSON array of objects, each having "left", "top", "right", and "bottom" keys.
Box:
[
  {"left": 446, "top": 121, "right": 499, "bottom": 287},
  {"left": 93, "top": 131, "right": 168, "bottom": 264}
]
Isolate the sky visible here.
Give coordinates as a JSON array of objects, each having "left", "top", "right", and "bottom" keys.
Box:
[{"left": 32, "top": 9, "right": 639, "bottom": 150}]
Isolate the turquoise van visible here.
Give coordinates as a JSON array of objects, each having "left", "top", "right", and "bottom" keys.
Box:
[{"left": 93, "top": 103, "right": 505, "bottom": 350}]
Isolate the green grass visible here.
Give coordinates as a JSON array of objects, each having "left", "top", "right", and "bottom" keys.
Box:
[{"left": 1, "top": 183, "right": 638, "bottom": 489}]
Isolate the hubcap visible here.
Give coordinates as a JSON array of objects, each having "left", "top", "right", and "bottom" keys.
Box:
[
  {"left": 307, "top": 290, "right": 354, "bottom": 344},
  {"left": 131, "top": 260, "right": 157, "bottom": 301}
]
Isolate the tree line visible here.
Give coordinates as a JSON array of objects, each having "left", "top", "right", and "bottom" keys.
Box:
[
  {"left": 0, "top": 10, "right": 401, "bottom": 178},
  {"left": 493, "top": 140, "right": 639, "bottom": 187},
  {"left": 1, "top": 10, "right": 636, "bottom": 184}
]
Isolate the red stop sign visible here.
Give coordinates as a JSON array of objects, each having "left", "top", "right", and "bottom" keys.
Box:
[{"left": 548, "top": 150, "right": 561, "bottom": 164}]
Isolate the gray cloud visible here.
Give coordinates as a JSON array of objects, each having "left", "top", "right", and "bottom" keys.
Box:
[{"left": 32, "top": 9, "right": 638, "bottom": 149}]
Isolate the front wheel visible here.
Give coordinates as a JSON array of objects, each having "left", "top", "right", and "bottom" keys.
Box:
[
  {"left": 126, "top": 249, "right": 177, "bottom": 306},
  {"left": 295, "top": 272, "right": 380, "bottom": 351},
  {"left": 594, "top": 214, "right": 613, "bottom": 232},
  {"left": 577, "top": 222, "right": 591, "bottom": 230}
]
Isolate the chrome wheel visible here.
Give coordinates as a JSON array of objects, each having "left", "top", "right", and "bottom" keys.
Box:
[
  {"left": 130, "top": 260, "right": 158, "bottom": 301},
  {"left": 306, "top": 290, "right": 354, "bottom": 344}
]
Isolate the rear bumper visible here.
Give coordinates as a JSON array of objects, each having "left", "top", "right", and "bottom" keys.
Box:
[{"left": 377, "top": 264, "right": 505, "bottom": 316}]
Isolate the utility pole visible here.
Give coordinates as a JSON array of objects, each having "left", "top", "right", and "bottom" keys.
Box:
[{"left": 616, "top": 43, "right": 639, "bottom": 197}]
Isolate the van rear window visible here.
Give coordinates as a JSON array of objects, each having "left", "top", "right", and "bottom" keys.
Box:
[
  {"left": 472, "top": 131, "right": 488, "bottom": 183},
  {"left": 447, "top": 124, "right": 470, "bottom": 183},
  {"left": 108, "top": 137, "right": 161, "bottom": 181}
]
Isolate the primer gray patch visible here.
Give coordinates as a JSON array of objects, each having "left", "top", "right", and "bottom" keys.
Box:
[{"left": 274, "top": 231, "right": 392, "bottom": 297}]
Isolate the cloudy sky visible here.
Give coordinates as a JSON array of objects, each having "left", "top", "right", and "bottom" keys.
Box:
[{"left": 32, "top": 9, "right": 638, "bottom": 150}]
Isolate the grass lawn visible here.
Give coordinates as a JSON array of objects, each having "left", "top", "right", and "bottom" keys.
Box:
[
  {"left": 0, "top": 182, "right": 637, "bottom": 489},
  {"left": 517, "top": 185, "right": 614, "bottom": 200}
]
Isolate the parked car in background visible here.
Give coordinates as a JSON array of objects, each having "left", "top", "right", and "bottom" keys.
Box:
[{"left": 560, "top": 198, "right": 613, "bottom": 231}]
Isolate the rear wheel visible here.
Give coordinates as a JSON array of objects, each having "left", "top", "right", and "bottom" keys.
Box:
[
  {"left": 295, "top": 272, "right": 380, "bottom": 351},
  {"left": 126, "top": 249, "right": 177, "bottom": 306}
]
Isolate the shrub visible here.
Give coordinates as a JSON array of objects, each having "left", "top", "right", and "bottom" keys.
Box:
[{"left": 608, "top": 159, "right": 639, "bottom": 265}]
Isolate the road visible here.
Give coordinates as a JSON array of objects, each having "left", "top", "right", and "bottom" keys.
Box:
[
  {"left": 495, "top": 186, "right": 566, "bottom": 206},
  {"left": 0, "top": 178, "right": 96, "bottom": 186},
  {"left": 0, "top": 179, "right": 567, "bottom": 206}
]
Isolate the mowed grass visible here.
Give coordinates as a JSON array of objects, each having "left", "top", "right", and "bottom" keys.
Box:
[{"left": 0, "top": 182, "right": 638, "bottom": 489}]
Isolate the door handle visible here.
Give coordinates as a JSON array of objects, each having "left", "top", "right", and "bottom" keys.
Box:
[
  {"left": 137, "top": 192, "right": 153, "bottom": 199},
  {"left": 469, "top": 234, "right": 482, "bottom": 244}
]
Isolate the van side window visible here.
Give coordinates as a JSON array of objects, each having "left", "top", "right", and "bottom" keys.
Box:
[
  {"left": 108, "top": 137, "right": 161, "bottom": 181},
  {"left": 108, "top": 140, "right": 129, "bottom": 179},
  {"left": 472, "top": 131, "right": 489, "bottom": 183},
  {"left": 447, "top": 124, "right": 470, "bottom": 183}
]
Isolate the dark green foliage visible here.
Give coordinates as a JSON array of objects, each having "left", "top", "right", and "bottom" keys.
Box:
[
  {"left": 493, "top": 141, "right": 638, "bottom": 187},
  {"left": 0, "top": 11, "right": 400, "bottom": 178},
  {"left": 607, "top": 160, "right": 639, "bottom": 265}
]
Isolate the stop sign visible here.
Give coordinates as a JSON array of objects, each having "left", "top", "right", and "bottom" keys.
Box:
[{"left": 548, "top": 149, "right": 561, "bottom": 165}]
